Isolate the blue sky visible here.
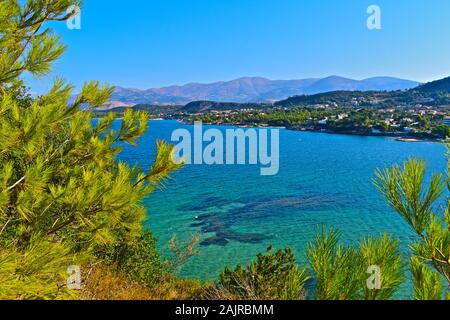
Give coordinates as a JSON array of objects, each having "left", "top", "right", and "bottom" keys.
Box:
[{"left": 26, "top": 0, "right": 450, "bottom": 94}]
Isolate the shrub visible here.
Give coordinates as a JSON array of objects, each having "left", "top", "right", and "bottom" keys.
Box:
[
  {"left": 80, "top": 264, "right": 156, "bottom": 300},
  {"left": 211, "top": 246, "right": 310, "bottom": 300},
  {"left": 94, "top": 230, "right": 165, "bottom": 288},
  {"left": 80, "top": 264, "right": 204, "bottom": 300}
]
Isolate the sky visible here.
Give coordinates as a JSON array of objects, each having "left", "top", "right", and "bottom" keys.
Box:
[{"left": 25, "top": 0, "right": 450, "bottom": 94}]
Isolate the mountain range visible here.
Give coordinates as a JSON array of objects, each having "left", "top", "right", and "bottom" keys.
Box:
[{"left": 108, "top": 76, "right": 420, "bottom": 106}]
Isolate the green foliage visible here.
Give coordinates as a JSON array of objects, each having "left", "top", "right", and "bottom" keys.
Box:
[
  {"left": 95, "top": 230, "right": 165, "bottom": 288},
  {"left": 0, "top": 0, "right": 80, "bottom": 87},
  {"left": 307, "top": 227, "right": 404, "bottom": 300},
  {"left": 0, "top": 90, "right": 180, "bottom": 249},
  {"left": 214, "top": 229, "right": 404, "bottom": 301},
  {"left": 307, "top": 227, "right": 364, "bottom": 300},
  {"left": 374, "top": 157, "right": 450, "bottom": 299},
  {"left": 359, "top": 234, "right": 405, "bottom": 300},
  {"left": 215, "top": 246, "right": 310, "bottom": 300},
  {"left": 432, "top": 124, "right": 450, "bottom": 139},
  {"left": 374, "top": 158, "right": 444, "bottom": 235},
  {"left": 0, "top": 1, "right": 182, "bottom": 299},
  {"left": 410, "top": 257, "right": 443, "bottom": 300},
  {"left": 0, "top": 236, "right": 80, "bottom": 300}
]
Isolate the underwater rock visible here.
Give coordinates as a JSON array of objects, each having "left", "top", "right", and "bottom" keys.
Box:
[
  {"left": 182, "top": 192, "right": 352, "bottom": 247},
  {"left": 200, "top": 236, "right": 229, "bottom": 246}
]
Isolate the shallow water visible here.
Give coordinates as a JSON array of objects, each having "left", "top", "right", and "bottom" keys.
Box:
[{"left": 117, "top": 120, "right": 447, "bottom": 299}]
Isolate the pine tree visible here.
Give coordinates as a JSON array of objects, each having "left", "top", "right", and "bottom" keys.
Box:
[
  {"left": 307, "top": 227, "right": 405, "bottom": 300},
  {"left": 374, "top": 158, "right": 450, "bottom": 300},
  {"left": 0, "top": 1, "right": 181, "bottom": 299}
]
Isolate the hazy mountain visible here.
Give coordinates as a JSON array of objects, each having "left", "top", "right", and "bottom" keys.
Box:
[
  {"left": 303, "top": 76, "right": 420, "bottom": 94},
  {"left": 360, "top": 77, "right": 421, "bottom": 91},
  {"left": 108, "top": 76, "right": 420, "bottom": 106}
]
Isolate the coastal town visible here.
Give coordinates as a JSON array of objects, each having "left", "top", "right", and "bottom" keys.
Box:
[{"left": 170, "top": 103, "right": 450, "bottom": 141}]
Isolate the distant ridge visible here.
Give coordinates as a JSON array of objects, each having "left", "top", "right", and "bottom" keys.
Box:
[
  {"left": 414, "top": 76, "right": 450, "bottom": 93},
  {"left": 108, "top": 76, "right": 420, "bottom": 107}
]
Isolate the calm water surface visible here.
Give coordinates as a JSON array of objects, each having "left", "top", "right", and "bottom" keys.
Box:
[{"left": 116, "top": 120, "right": 447, "bottom": 299}]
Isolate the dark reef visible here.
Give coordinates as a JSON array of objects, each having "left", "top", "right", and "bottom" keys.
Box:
[{"left": 179, "top": 193, "right": 353, "bottom": 246}]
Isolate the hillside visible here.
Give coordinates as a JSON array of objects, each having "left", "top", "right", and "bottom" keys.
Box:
[
  {"left": 414, "top": 76, "right": 450, "bottom": 93},
  {"left": 182, "top": 101, "right": 270, "bottom": 113},
  {"left": 276, "top": 75, "right": 450, "bottom": 108}
]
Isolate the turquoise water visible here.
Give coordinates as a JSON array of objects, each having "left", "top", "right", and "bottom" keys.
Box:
[{"left": 117, "top": 120, "right": 447, "bottom": 299}]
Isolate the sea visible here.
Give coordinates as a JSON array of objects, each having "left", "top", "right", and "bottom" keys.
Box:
[{"left": 116, "top": 120, "right": 448, "bottom": 299}]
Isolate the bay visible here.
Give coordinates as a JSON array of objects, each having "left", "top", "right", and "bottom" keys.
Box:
[{"left": 116, "top": 120, "right": 447, "bottom": 299}]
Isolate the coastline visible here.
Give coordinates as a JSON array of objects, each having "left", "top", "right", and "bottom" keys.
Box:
[
  {"left": 93, "top": 116, "right": 443, "bottom": 143},
  {"left": 287, "top": 127, "right": 442, "bottom": 143},
  {"left": 171, "top": 119, "right": 442, "bottom": 143}
]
